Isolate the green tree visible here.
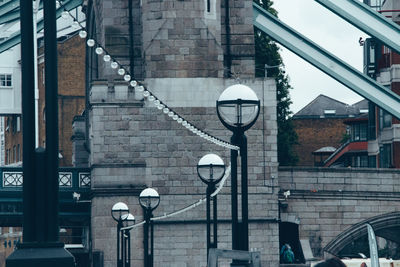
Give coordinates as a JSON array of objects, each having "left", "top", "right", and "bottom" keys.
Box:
[{"left": 253, "top": 0, "right": 298, "bottom": 166}]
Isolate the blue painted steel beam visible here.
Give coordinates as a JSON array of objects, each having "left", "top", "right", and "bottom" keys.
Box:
[
  {"left": 0, "top": 9, "right": 19, "bottom": 24},
  {"left": 0, "top": 1, "right": 43, "bottom": 24},
  {"left": 253, "top": 2, "right": 400, "bottom": 119},
  {"left": 0, "top": 0, "right": 18, "bottom": 18},
  {"left": 0, "top": 0, "right": 83, "bottom": 54},
  {"left": 316, "top": 0, "right": 400, "bottom": 55}
]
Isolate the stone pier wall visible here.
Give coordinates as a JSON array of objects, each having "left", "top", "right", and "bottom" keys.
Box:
[{"left": 89, "top": 77, "right": 279, "bottom": 267}]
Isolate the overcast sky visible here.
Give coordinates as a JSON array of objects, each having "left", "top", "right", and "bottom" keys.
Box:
[{"left": 271, "top": 0, "right": 369, "bottom": 113}]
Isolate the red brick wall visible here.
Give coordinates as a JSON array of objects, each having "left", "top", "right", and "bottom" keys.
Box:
[
  {"left": 37, "top": 34, "right": 86, "bottom": 166},
  {"left": 293, "top": 118, "right": 347, "bottom": 166},
  {"left": 4, "top": 116, "right": 22, "bottom": 165},
  {"left": 6, "top": 35, "right": 85, "bottom": 166}
]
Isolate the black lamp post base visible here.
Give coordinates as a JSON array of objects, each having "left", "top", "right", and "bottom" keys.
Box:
[{"left": 6, "top": 242, "right": 75, "bottom": 267}]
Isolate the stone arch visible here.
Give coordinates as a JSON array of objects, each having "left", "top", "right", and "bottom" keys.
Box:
[{"left": 324, "top": 212, "right": 400, "bottom": 256}]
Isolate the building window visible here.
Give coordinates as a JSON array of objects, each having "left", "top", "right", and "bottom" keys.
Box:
[
  {"left": 11, "top": 116, "right": 17, "bottom": 134},
  {"left": 368, "top": 156, "right": 376, "bottom": 168},
  {"left": 13, "top": 145, "right": 16, "bottom": 163},
  {"left": 0, "top": 74, "right": 12, "bottom": 87},
  {"left": 380, "top": 144, "right": 392, "bottom": 168},
  {"left": 352, "top": 155, "right": 368, "bottom": 167},
  {"left": 324, "top": 109, "right": 336, "bottom": 115},
  {"left": 351, "top": 123, "right": 368, "bottom": 141},
  {"left": 379, "top": 109, "right": 391, "bottom": 129},
  {"left": 368, "top": 102, "right": 376, "bottom": 140},
  {"left": 204, "top": 0, "right": 216, "bottom": 18},
  {"left": 16, "top": 116, "right": 20, "bottom": 132}
]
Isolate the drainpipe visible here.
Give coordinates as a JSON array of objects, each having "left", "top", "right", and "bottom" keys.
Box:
[
  {"left": 128, "top": 0, "right": 134, "bottom": 76},
  {"left": 224, "top": 0, "right": 232, "bottom": 77}
]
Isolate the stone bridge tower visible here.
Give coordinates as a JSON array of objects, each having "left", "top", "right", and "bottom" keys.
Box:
[{"left": 83, "top": 0, "right": 279, "bottom": 266}]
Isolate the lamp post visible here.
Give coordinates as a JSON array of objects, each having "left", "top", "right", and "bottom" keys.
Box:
[
  {"left": 121, "top": 213, "right": 135, "bottom": 267},
  {"left": 139, "top": 188, "right": 160, "bottom": 267},
  {"left": 216, "top": 84, "right": 260, "bottom": 265},
  {"left": 111, "top": 202, "right": 129, "bottom": 267},
  {"left": 197, "top": 154, "right": 226, "bottom": 260}
]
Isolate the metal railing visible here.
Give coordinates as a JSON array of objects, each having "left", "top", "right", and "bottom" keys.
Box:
[{"left": 0, "top": 167, "right": 90, "bottom": 190}]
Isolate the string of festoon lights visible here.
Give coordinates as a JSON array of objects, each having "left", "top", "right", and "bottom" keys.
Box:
[
  {"left": 120, "top": 166, "right": 231, "bottom": 231},
  {"left": 58, "top": 1, "right": 239, "bottom": 151}
]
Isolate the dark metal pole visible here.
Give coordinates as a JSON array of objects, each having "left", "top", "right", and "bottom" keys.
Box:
[
  {"left": 19, "top": 0, "right": 36, "bottom": 243},
  {"left": 230, "top": 132, "right": 240, "bottom": 252},
  {"left": 44, "top": 0, "right": 60, "bottom": 242},
  {"left": 212, "top": 184, "right": 218, "bottom": 249},
  {"left": 231, "top": 130, "right": 249, "bottom": 267},
  {"left": 224, "top": 0, "right": 232, "bottom": 77},
  {"left": 206, "top": 185, "right": 212, "bottom": 259},
  {"left": 127, "top": 231, "right": 131, "bottom": 267},
  {"left": 117, "top": 220, "right": 122, "bottom": 267},
  {"left": 128, "top": 0, "right": 134, "bottom": 76},
  {"left": 143, "top": 210, "right": 150, "bottom": 267},
  {"left": 240, "top": 134, "right": 249, "bottom": 251},
  {"left": 150, "top": 213, "right": 154, "bottom": 267},
  {"left": 123, "top": 230, "right": 127, "bottom": 267}
]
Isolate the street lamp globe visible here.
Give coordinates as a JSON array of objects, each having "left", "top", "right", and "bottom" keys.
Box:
[
  {"left": 111, "top": 202, "right": 129, "bottom": 222},
  {"left": 197, "top": 154, "right": 226, "bottom": 185},
  {"left": 216, "top": 84, "right": 260, "bottom": 131},
  {"left": 121, "top": 213, "right": 136, "bottom": 228},
  {"left": 139, "top": 188, "right": 160, "bottom": 211}
]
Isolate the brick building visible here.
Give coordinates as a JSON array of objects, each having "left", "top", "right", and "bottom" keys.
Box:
[
  {"left": 4, "top": 33, "right": 85, "bottom": 167},
  {"left": 37, "top": 33, "right": 86, "bottom": 166},
  {"left": 363, "top": 0, "right": 400, "bottom": 168},
  {"left": 3, "top": 115, "right": 21, "bottom": 166},
  {"left": 324, "top": 114, "right": 369, "bottom": 167},
  {"left": 292, "top": 95, "right": 368, "bottom": 167}
]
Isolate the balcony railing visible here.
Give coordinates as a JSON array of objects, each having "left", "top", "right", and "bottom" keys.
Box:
[{"left": 0, "top": 167, "right": 91, "bottom": 190}]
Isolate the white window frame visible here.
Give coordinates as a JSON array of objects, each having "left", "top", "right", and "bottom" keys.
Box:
[{"left": 0, "top": 74, "right": 12, "bottom": 88}]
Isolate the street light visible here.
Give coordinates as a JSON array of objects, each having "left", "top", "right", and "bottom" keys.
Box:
[
  {"left": 139, "top": 188, "right": 160, "bottom": 267},
  {"left": 216, "top": 84, "right": 260, "bottom": 264},
  {"left": 112, "top": 202, "right": 129, "bottom": 267},
  {"left": 197, "top": 154, "right": 226, "bottom": 260},
  {"left": 121, "top": 213, "right": 135, "bottom": 267}
]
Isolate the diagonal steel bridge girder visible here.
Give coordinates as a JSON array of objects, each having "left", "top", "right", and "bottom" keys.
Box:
[
  {"left": 0, "top": 0, "right": 83, "bottom": 54},
  {"left": 253, "top": 2, "right": 400, "bottom": 120},
  {"left": 316, "top": 0, "right": 400, "bottom": 55}
]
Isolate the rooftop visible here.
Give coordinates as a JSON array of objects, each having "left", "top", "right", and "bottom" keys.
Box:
[{"left": 293, "top": 94, "right": 368, "bottom": 119}]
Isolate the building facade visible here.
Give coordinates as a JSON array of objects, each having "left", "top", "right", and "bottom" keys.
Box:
[
  {"left": 37, "top": 33, "right": 86, "bottom": 166},
  {"left": 362, "top": 0, "right": 400, "bottom": 168},
  {"left": 2, "top": 33, "right": 86, "bottom": 167},
  {"left": 323, "top": 115, "right": 369, "bottom": 168},
  {"left": 292, "top": 95, "right": 368, "bottom": 167}
]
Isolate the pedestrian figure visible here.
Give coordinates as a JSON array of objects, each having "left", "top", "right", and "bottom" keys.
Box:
[
  {"left": 314, "top": 257, "right": 346, "bottom": 267},
  {"left": 360, "top": 263, "right": 367, "bottom": 267},
  {"left": 280, "top": 244, "right": 295, "bottom": 263}
]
